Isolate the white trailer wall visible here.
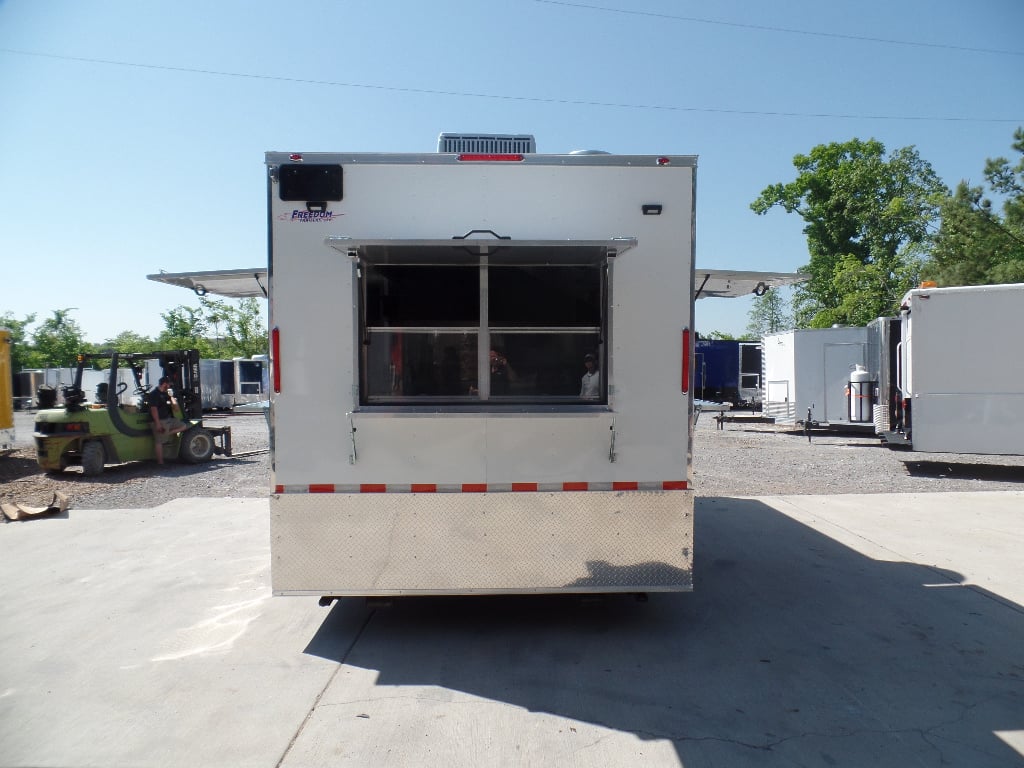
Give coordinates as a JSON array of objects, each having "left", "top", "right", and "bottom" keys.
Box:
[
  {"left": 268, "top": 151, "right": 696, "bottom": 595},
  {"left": 763, "top": 327, "right": 868, "bottom": 425},
  {"left": 900, "top": 283, "right": 1024, "bottom": 454}
]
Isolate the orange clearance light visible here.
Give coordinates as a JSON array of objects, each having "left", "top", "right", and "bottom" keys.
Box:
[{"left": 920, "top": 280, "right": 937, "bottom": 288}]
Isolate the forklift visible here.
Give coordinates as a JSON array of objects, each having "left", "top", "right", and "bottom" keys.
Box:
[{"left": 33, "top": 349, "right": 231, "bottom": 476}]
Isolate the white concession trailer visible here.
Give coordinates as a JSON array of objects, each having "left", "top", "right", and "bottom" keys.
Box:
[
  {"left": 259, "top": 135, "right": 698, "bottom": 597},
  {"left": 881, "top": 283, "right": 1024, "bottom": 455},
  {"left": 147, "top": 137, "right": 815, "bottom": 597}
]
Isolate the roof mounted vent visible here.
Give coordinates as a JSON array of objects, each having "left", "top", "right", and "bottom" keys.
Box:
[{"left": 437, "top": 133, "right": 536, "bottom": 154}]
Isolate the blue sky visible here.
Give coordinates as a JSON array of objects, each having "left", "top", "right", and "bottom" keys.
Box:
[{"left": 2, "top": 0, "right": 1021, "bottom": 343}]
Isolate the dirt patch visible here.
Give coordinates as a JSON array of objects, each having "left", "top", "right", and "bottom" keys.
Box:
[{"left": 0, "top": 444, "right": 160, "bottom": 512}]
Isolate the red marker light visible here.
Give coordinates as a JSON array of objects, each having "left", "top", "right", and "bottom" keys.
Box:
[
  {"left": 457, "top": 153, "right": 525, "bottom": 162},
  {"left": 681, "top": 328, "right": 691, "bottom": 394},
  {"left": 656, "top": 157, "right": 671, "bottom": 166},
  {"left": 288, "top": 154, "right": 303, "bottom": 162},
  {"left": 271, "top": 326, "right": 282, "bottom": 393}
]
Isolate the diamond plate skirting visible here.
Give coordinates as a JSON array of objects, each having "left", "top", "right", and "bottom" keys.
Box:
[{"left": 271, "top": 490, "right": 694, "bottom": 596}]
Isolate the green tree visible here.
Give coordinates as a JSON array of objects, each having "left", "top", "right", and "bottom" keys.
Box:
[
  {"left": 752, "top": 138, "right": 945, "bottom": 327},
  {"left": 199, "top": 297, "right": 232, "bottom": 359},
  {"left": 925, "top": 127, "right": 1024, "bottom": 285},
  {"left": 157, "top": 306, "right": 213, "bottom": 357},
  {"left": 0, "top": 311, "right": 37, "bottom": 372},
  {"left": 985, "top": 126, "right": 1024, "bottom": 232},
  {"left": 221, "top": 298, "right": 267, "bottom": 358},
  {"left": 745, "top": 289, "right": 793, "bottom": 338},
  {"left": 104, "top": 330, "right": 158, "bottom": 354},
  {"left": 700, "top": 330, "right": 738, "bottom": 340},
  {"left": 822, "top": 253, "right": 925, "bottom": 327},
  {"left": 30, "top": 309, "right": 87, "bottom": 367}
]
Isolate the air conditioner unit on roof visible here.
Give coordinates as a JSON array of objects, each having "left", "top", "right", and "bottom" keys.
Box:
[{"left": 437, "top": 133, "right": 536, "bottom": 154}]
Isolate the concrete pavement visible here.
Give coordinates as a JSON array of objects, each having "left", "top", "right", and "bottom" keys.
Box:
[{"left": 1, "top": 491, "right": 1022, "bottom": 767}]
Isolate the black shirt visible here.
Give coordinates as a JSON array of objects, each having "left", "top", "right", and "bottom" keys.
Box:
[{"left": 149, "top": 386, "right": 173, "bottom": 420}]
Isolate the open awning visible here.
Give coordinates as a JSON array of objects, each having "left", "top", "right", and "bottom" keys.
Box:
[
  {"left": 693, "top": 269, "right": 808, "bottom": 299},
  {"left": 325, "top": 236, "right": 637, "bottom": 265},
  {"left": 146, "top": 268, "right": 269, "bottom": 299},
  {"left": 148, "top": 265, "right": 806, "bottom": 300}
]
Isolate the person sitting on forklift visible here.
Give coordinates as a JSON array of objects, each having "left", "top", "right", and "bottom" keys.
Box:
[{"left": 148, "top": 376, "right": 188, "bottom": 464}]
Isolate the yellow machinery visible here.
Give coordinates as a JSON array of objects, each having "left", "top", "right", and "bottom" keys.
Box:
[{"left": 0, "top": 329, "right": 13, "bottom": 453}]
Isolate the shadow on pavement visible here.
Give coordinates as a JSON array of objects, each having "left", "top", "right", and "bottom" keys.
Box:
[
  {"left": 904, "top": 461, "right": 1024, "bottom": 483},
  {"left": 304, "top": 497, "right": 1024, "bottom": 766}
]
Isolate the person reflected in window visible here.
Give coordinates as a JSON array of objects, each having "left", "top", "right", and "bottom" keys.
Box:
[
  {"left": 580, "top": 352, "right": 600, "bottom": 399},
  {"left": 490, "top": 348, "right": 517, "bottom": 395}
]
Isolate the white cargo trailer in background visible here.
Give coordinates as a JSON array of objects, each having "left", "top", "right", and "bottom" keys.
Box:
[
  {"left": 881, "top": 283, "right": 1024, "bottom": 455},
  {"left": 200, "top": 357, "right": 268, "bottom": 410},
  {"left": 762, "top": 327, "right": 869, "bottom": 427}
]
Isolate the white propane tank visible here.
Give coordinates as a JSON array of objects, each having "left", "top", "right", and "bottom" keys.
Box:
[{"left": 848, "top": 364, "right": 873, "bottom": 422}]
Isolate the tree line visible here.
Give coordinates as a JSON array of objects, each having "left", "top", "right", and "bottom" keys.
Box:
[
  {"left": 7, "top": 129, "right": 1023, "bottom": 360},
  {"left": 1, "top": 297, "right": 267, "bottom": 373},
  {"left": 727, "top": 127, "right": 1024, "bottom": 340}
]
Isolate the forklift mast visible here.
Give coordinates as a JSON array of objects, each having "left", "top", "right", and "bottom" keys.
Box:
[{"left": 64, "top": 349, "right": 203, "bottom": 419}]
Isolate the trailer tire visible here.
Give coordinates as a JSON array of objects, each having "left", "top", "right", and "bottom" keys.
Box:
[
  {"left": 81, "top": 441, "right": 105, "bottom": 477},
  {"left": 179, "top": 427, "right": 215, "bottom": 464}
]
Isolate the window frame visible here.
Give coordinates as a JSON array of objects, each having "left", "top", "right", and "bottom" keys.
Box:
[{"left": 332, "top": 237, "right": 634, "bottom": 408}]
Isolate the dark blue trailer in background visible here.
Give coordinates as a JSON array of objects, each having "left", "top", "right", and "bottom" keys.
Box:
[{"left": 695, "top": 338, "right": 762, "bottom": 407}]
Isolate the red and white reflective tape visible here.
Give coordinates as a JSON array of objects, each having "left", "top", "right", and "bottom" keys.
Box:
[{"left": 274, "top": 480, "right": 688, "bottom": 494}]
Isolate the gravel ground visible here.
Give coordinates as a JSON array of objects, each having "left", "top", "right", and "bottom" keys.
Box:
[
  {"left": 2, "top": 410, "right": 270, "bottom": 513},
  {"left": 3, "top": 408, "right": 1023, "bottom": 516},
  {"left": 692, "top": 412, "right": 1024, "bottom": 496}
]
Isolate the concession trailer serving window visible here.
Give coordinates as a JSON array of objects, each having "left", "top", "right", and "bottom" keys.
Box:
[{"left": 327, "top": 237, "right": 636, "bottom": 406}]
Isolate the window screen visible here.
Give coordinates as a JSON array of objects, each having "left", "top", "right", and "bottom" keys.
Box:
[
  {"left": 359, "top": 251, "right": 608, "bottom": 405},
  {"left": 365, "top": 265, "right": 478, "bottom": 327}
]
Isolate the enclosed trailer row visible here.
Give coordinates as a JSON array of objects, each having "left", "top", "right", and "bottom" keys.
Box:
[
  {"left": 15, "top": 357, "right": 267, "bottom": 412},
  {"left": 694, "top": 338, "right": 762, "bottom": 407},
  {"left": 760, "top": 283, "right": 1024, "bottom": 455},
  {"left": 200, "top": 356, "right": 268, "bottom": 410}
]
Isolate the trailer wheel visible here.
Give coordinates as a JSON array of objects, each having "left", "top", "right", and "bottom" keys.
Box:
[
  {"left": 179, "top": 427, "right": 215, "bottom": 464},
  {"left": 81, "top": 441, "right": 105, "bottom": 477}
]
